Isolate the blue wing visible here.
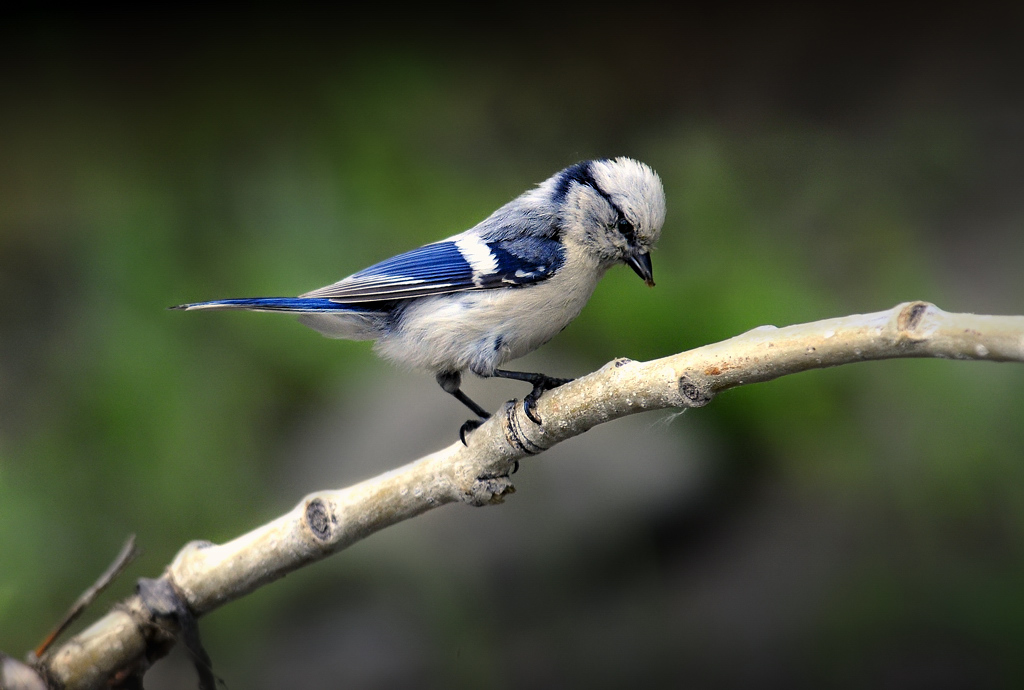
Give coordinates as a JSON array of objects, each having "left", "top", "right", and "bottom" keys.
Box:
[{"left": 301, "top": 235, "right": 565, "bottom": 303}]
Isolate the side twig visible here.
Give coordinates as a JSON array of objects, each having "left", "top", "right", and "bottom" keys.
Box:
[{"left": 32, "top": 535, "right": 139, "bottom": 660}]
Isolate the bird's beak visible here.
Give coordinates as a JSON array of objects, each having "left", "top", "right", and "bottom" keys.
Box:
[{"left": 626, "top": 252, "right": 655, "bottom": 287}]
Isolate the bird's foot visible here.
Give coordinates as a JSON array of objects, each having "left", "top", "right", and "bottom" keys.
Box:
[
  {"left": 523, "top": 375, "right": 574, "bottom": 425},
  {"left": 460, "top": 418, "right": 485, "bottom": 446}
]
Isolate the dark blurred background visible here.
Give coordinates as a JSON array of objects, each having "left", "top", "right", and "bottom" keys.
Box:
[{"left": 2, "top": 7, "right": 1024, "bottom": 689}]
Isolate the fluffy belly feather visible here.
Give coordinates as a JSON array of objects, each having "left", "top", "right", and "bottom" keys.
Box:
[{"left": 374, "top": 257, "right": 604, "bottom": 375}]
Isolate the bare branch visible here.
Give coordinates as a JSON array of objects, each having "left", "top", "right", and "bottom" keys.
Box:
[
  {"left": 32, "top": 535, "right": 139, "bottom": 659},
  {"left": 33, "top": 302, "right": 1024, "bottom": 689}
]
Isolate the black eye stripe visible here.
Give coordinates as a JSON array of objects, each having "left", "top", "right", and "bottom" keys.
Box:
[
  {"left": 552, "top": 162, "right": 641, "bottom": 245},
  {"left": 554, "top": 160, "right": 628, "bottom": 221}
]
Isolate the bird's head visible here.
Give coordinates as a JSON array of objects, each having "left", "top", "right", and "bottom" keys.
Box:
[{"left": 552, "top": 157, "right": 666, "bottom": 286}]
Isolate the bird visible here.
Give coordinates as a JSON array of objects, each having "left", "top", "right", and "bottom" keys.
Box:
[{"left": 172, "top": 157, "right": 666, "bottom": 443}]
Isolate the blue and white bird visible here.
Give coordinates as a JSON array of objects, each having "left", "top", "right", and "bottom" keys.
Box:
[{"left": 173, "top": 157, "right": 666, "bottom": 441}]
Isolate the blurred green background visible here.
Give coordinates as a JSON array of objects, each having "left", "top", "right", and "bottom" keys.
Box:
[{"left": 3, "top": 8, "right": 1024, "bottom": 688}]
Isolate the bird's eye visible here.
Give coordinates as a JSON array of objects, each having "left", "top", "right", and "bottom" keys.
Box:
[{"left": 616, "top": 218, "right": 635, "bottom": 240}]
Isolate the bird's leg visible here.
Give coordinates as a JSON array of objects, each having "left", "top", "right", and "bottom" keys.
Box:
[
  {"left": 436, "top": 371, "right": 491, "bottom": 445},
  {"left": 491, "top": 369, "right": 573, "bottom": 425}
]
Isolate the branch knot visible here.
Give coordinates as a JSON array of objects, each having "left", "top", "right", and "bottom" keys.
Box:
[
  {"left": 465, "top": 476, "right": 516, "bottom": 506},
  {"left": 678, "top": 375, "right": 713, "bottom": 407},
  {"left": 305, "top": 498, "right": 334, "bottom": 542},
  {"left": 896, "top": 301, "right": 933, "bottom": 341}
]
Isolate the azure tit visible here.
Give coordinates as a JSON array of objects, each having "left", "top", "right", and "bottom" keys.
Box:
[{"left": 173, "top": 157, "right": 667, "bottom": 442}]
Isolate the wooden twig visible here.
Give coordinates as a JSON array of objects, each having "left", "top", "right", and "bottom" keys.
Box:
[
  {"left": 32, "top": 535, "right": 139, "bottom": 660},
  {"left": 27, "top": 302, "right": 1024, "bottom": 689}
]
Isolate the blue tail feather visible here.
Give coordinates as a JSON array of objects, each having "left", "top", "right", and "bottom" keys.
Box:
[{"left": 170, "top": 297, "right": 379, "bottom": 312}]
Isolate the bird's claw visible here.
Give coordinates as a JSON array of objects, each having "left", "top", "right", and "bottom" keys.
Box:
[
  {"left": 522, "top": 376, "right": 573, "bottom": 425},
  {"left": 460, "top": 419, "right": 484, "bottom": 446},
  {"left": 523, "top": 396, "right": 543, "bottom": 425}
]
